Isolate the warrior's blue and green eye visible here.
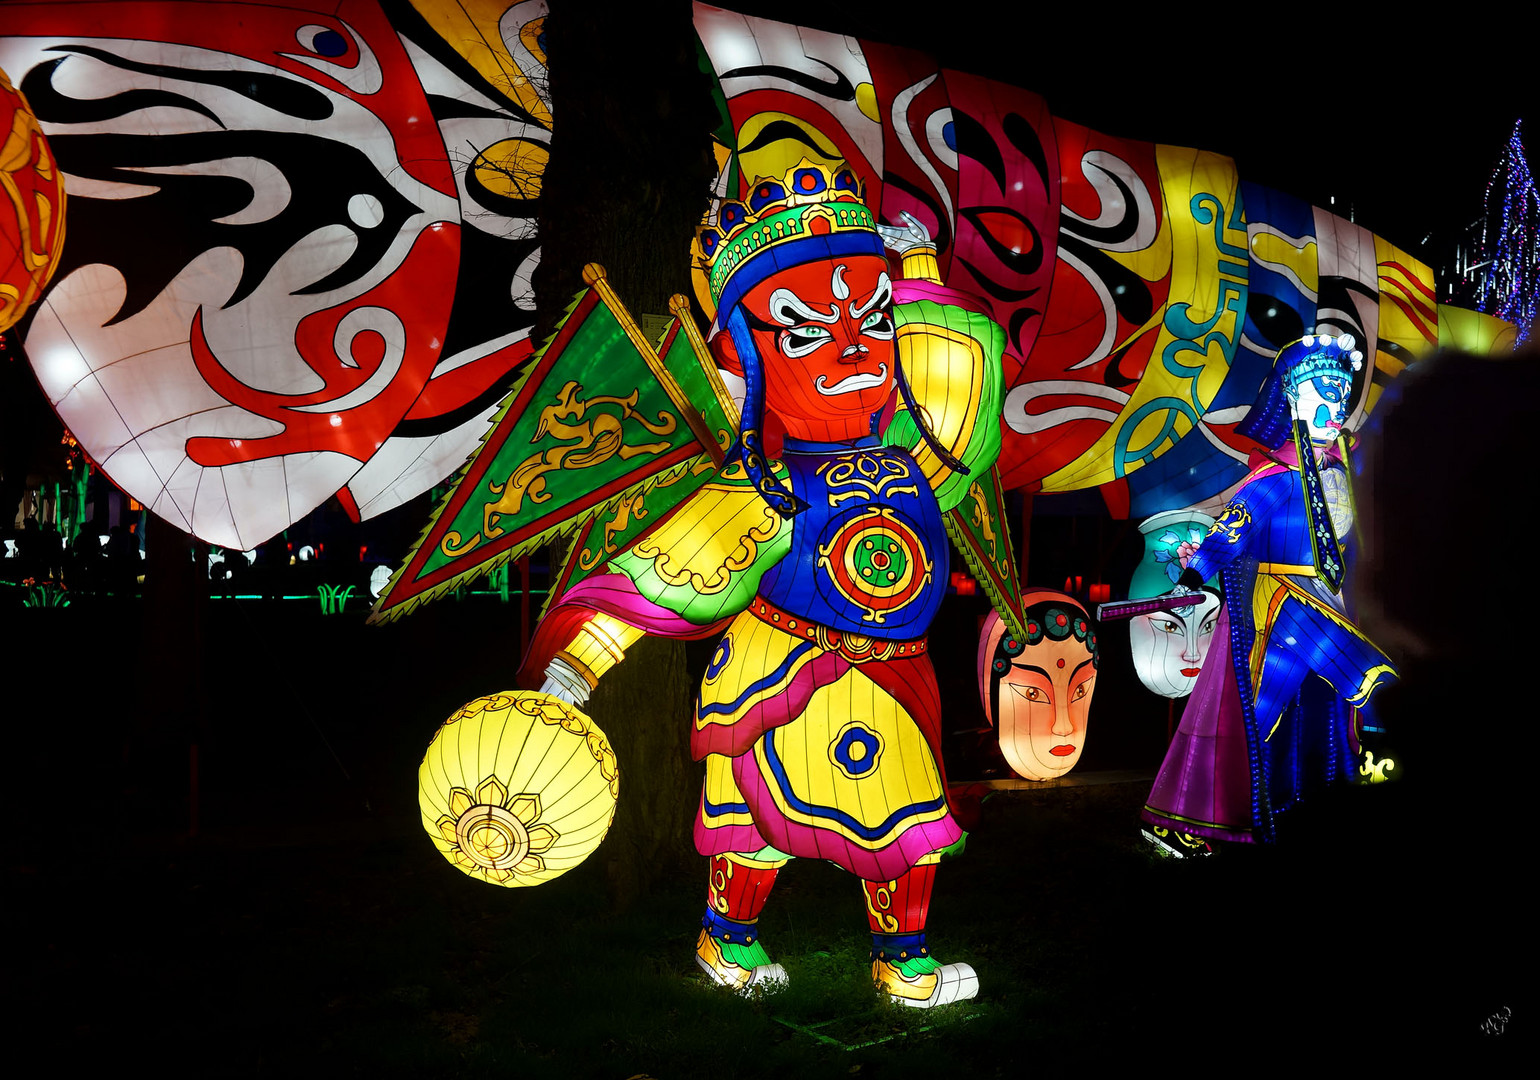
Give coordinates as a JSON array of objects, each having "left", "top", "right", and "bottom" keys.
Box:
[
  {"left": 780, "top": 325, "right": 833, "bottom": 357},
  {"left": 860, "top": 310, "right": 894, "bottom": 338}
]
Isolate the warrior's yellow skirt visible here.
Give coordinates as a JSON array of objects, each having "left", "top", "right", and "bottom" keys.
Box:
[{"left": 692, "top": 614, "right": 959, "bottom": 880}]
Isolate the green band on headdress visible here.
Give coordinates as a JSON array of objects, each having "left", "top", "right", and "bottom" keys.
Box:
[{"left": 707, "top": 202, "right": 878, "bottom": 301}]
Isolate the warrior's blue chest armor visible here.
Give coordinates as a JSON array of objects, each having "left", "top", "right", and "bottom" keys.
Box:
[{"left": 757, "top": 437, "right": 949, "bottom": 639}]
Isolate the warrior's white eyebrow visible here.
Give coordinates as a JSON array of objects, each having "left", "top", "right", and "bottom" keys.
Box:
[
  {"left": 849, "top": 272, "right": 892, "bottom": 320},
  {"left": 831, "top": 264, "right": 850, "bottom": 300},
  {"left": 768, "top": 287, "right": 838, "bottom": 325}
]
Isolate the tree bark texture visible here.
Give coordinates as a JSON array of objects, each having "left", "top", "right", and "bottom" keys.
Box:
[{"left": 534, "top": 4, "right": 719, "bottom": 909}]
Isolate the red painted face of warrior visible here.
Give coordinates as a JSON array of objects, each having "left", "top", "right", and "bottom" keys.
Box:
[{"left": 739, "top": 254, "right": 896, "bottom": 442}]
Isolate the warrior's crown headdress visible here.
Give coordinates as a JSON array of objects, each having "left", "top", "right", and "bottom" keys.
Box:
[{"left": 695, "top": 160, "right": 881, "bottom": 322}]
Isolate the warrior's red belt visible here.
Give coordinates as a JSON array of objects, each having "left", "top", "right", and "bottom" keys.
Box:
[{"left": 748, "top": 595, "right": 927, "bottom": 663}]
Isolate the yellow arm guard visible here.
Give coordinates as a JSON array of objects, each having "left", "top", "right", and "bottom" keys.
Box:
[
  {"left": 900, "top": 245, "right": 943, "bottom": 285},
  {"left": 553, "top": 612, "right": 646, "bottom": 690}
]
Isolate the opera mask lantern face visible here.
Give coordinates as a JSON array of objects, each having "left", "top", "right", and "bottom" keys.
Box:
[
  {"left": 1129, "top": 595, "right": 1221, "bottom": 698},
  {"left": 1126, "top": 510, "right": 1218, "bottom": 698},
  {"left": 977, "top": 595, "right": 1099, "bottom": 781},
  {"left": 738, "top": 254, "right": 895, "bottom": 435}
]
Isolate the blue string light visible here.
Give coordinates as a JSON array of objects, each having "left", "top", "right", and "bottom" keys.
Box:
[{"left": 1478, "top": 120, "right": 1537, "bottom": 342}]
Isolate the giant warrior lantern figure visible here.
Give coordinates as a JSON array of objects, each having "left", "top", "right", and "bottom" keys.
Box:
[
  {"left": 7, "top": 0, "right": 1506, "bottom": 994},
  {"left": 519, "top": 162, "right": 1008, "bottom": 1007}
]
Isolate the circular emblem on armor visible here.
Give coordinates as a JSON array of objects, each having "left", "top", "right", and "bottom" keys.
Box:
[
  {"left": 829, "top": 721, "right": 885, "bottom": 779},
  {"left": 856, "top": 534, "right": 909, "bottom": 585},
  {"left": 816, "top": 507, "right": 933, "bottom": 624}
]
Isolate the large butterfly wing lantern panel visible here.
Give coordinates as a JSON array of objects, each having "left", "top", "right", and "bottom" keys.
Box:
[
  {"left": 1003, "top": 120, "right": 1170, "bottom": 495},
  {"left": 8, "top": 0, "right": 1517, "bottom": 559},
  {"left": 691, "top": 5, "right": 1516, "bottom": 519},
  {"left": 0, "top": 0, "right": 551, "bottom": 549}
]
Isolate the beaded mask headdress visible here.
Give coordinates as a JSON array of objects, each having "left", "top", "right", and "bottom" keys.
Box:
[
  {"left": 1281, "top": 333, "right": 1365, "bottom": 397},
  {"left": 1237, "top": 332, "right": 1366, "bottom": 450}
]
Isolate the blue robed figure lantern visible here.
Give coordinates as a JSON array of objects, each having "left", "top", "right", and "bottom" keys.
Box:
[{"left": 1141, "top": 333, "right": 1398, "bottom": 847}]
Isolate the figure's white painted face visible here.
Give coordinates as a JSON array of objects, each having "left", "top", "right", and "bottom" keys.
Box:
[
  {"left": 1291, "top": 374, "right": 1351, "bottom": 444},
  {"left": 1128, "top": 591, "right": 1221, "bottom": 698}
]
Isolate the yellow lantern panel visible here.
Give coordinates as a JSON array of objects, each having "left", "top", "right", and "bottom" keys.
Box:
[{"left": 419, "top": 691, "right": 618, "bottom": 888}]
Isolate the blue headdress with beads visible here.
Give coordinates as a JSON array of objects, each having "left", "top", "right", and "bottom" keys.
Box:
[{"left": 1238, "top": 332, "right": 1366, "bottom": 449}]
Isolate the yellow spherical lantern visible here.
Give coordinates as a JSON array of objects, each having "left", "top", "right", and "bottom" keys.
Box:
[
  {"left": 419, "top": 691, "right": 619, "bottom": 887},
  {"left": 1, "top": 65, "right": 66, "bottom": 335}
]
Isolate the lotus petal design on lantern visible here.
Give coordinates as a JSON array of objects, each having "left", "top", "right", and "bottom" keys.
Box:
[{"left": 437, "top": 779, "right": 559, "bottom": 884}]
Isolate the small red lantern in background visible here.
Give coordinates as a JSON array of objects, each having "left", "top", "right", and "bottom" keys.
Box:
[
  {"left": 950, "top": 571, "right": 977, "bottom": 596},
  {"left": 1061, "top": 576, "right": 1110, "bottom": 605},
  {"left": 1, "top": 65, "right": 67, "bottom": 334}
]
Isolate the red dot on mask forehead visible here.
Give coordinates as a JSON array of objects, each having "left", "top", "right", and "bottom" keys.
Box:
[{"left": 1056, "top": 658, "right": 1065, "bottom": 668}]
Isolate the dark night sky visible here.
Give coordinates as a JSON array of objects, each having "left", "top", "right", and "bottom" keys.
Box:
[{"left": 719, "top": 1, "right": 1535, "bottom": 282}]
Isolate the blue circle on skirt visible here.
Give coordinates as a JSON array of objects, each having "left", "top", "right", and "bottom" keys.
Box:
[
  {"left": 705, "top": 635, "right": 732, "bottom": 681},
  {"left": 832, "top": 725, "right": 882, "bottom": 777}
]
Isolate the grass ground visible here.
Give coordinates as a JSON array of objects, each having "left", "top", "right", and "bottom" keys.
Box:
[{"left": 3, "top": 593, "right": 1524, "bottom": 1073}]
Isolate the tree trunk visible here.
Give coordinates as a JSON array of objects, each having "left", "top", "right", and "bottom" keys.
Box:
[
  {"left": 134, "top": 512, "right": 207, "bottom": 834},
  {"left": 536, "top": 3, "right": 718, "bottom": 909},
  {"left": 587, "top": 635, "right": 700, "bottom": 908}
]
